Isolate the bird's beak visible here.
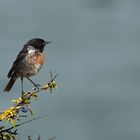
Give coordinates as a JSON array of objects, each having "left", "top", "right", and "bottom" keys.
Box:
[{"left": 45, "top": 41, "right": 52, "bottom": 45}]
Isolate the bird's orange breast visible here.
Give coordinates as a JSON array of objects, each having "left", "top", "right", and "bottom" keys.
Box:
[{"left": 35, "top": 53, "right": 45, "bottom": 65}]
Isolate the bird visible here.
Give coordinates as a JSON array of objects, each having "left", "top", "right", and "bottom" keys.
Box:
[{"left": 4, "top": 38, "right": 51, "bottom": 93}]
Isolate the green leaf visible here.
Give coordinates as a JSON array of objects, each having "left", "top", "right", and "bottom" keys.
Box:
[{"left": 10, "top": 119, "right": 16, "bottom": 127}]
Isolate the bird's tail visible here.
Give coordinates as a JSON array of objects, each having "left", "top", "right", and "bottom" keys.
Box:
[{"left": 4, "top": 76, "right": 17, "bottom": 92}]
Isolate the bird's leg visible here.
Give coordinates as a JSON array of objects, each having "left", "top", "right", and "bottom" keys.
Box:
[
  {"left": 27, "top": 77, "right": 41, "bottom": 90},
  {"left": 21, "top": 77, "right": 24, "bottom": 97}
]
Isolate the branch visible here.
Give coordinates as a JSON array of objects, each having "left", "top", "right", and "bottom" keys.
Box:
[
  {"left": 0, "top": 115, "right": 47, "bottom": 134},
  {"left": 0, "top": 72, "right": 58, "bottom": 139}
]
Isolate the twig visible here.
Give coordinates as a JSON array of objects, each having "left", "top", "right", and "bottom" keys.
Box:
[{"left": 0, "top": 115, "right": 47, "bottom": 134}]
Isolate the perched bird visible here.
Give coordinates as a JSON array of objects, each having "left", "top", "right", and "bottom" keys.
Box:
[{"left": 4, "top": 38, "right": 51, "bottom": 92}]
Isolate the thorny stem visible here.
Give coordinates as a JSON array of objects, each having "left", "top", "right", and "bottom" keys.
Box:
[
  {"left": 0, "top": 73, "right": 58, "bottom": 138},
  {"left": 14, "top": 73, "right": 59, "bottom": 109},
  {"left": 0, "top": 115, "right": 48, "bottom": 134}
]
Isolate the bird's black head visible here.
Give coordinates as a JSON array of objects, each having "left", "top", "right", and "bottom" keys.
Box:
[{"left": 26, "top": 38, "right": 51, "bottom": 52}]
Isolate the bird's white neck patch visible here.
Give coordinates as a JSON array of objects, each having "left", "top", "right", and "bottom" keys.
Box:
[{"left": 27, "top": 46, "right": 36, "bottom": 55}]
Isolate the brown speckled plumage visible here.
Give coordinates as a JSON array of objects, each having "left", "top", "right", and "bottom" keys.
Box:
[{"left": 4, "top": 38, "right": 51, "bottom": 92}]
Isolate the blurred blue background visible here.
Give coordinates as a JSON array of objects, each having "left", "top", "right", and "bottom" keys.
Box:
[{"left": 0, "top": 0, "right": 140, "bottom": 139}]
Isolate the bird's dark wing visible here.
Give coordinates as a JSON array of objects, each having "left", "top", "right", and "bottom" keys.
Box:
[{"left": 7, "top": 45, "right": 28, "bottom": 78}]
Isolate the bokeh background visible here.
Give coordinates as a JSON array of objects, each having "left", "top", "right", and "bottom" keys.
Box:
[{"left": 0, "top": 0, "right": 140, "bottom": 139}]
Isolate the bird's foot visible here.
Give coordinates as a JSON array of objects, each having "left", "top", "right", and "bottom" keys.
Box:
[{"left": 33, "top": 84, "right": 41, "bottom": 91}]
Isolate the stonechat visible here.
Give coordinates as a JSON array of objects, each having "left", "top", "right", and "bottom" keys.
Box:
[{"left": 4, "top": 38, "right": 51, "bottom": 92}]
